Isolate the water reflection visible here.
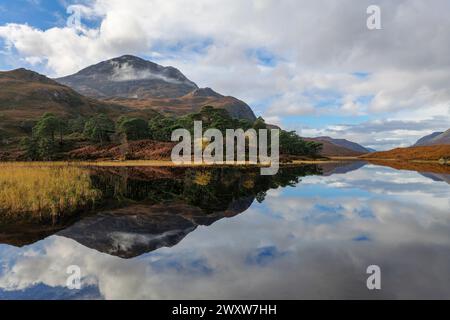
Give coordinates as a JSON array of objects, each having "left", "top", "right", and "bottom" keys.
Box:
[{"left": 0, "top": 162, "right": 449, "bottom": 299}]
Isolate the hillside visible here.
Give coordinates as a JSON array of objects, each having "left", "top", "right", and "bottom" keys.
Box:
[
  {"left": 0, "top": 68, "right": 129, "bottom": 139},
  {"left": 360, "top": 145, "right": 450, "bottom": 161},
  {"left": 303, "top": 137, "right": 367, "bottom": 157},
  {"left": 56, "top": 55, "right": 257, "bottom": 121},
  {"left": 104, "top": 87, "right": 256, "bottom": 121},
  {"left": 414, "top": 129, "right": 450, "bottom": 146},
  {"left": 313, "top": 136, "right": 373, "bottom": 153}
]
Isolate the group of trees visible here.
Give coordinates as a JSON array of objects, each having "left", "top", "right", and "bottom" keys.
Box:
[
  {"left": 21, "top": 113, "right": 66, "bottom": 160},
  {"left": 279, "top": 130, "right": 322, "bottom": 157},
  {"left": 21, "top": 106, "right": 322, "bottom": 160}
]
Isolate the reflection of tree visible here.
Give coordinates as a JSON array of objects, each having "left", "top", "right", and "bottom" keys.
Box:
[
  {"left": 91, "top": 165, "right": 322, "bottom": 214},
  {"left": 0, "top": 165, "right": 322, "bottom": 249}
]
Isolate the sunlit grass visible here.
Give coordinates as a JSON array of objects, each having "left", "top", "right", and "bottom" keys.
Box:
[{"left": 0, "top": 164, "right": 101, "bottom": 218}]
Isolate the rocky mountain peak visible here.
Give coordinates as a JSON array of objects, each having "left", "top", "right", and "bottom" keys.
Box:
[{"left": 56, "top": 55, "right": 198, "bottom": 99}]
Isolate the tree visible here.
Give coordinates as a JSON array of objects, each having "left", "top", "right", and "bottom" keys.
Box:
[
  {"left": 33, "top": 113, "right": 65, "bottom": 144},
  {"left": 117, "top": 117, "right": 150, "bottom": 141},
  {"left": 37, "top": 138, "right": 58, "bottom": 160},
  {"left": 149, "top": 115, "right": 180, "bottom": 141},
  {"left": 253, "top": 117, "right": 267, "bottom": 130},
  {"left": 84, "top": 114, "right": 115, "bottom": 144},
  {"left": 279, "top": 130, "right": 322, "bottom": 157},
  {"left": 20, "top": 137, "right": 39, "bottom": 161},
  {"left": 68, "top": 116, "right": 86, "bottom": 134}
]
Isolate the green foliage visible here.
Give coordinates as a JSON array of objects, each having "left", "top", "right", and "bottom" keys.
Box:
[
  {"left": 253, "top": 116, "right": 267, "bottom": 130},
  {"left": 117, "top": 117, "right": 150, "bottom": 141},
  {"left": 148, "top": 114, "right": 181, "bottom": 142},
  {"left": 20, "top": 113, "right": 66, "bottom": 160},
  {"left": 20, "top": 136, "right": 58, "bottom": 161},
  {"left": 20, "top": 137, "right": 39, "bottom": 161},
  {"left": 83, "top": 114, "right": 114, "bottom": 144},
  {"left": 68, "top": 116, "right": 86, "bottom": 134},
  {"left": 279, "top": 130, "right": 322, "bottom": 157},
  {"left": 33, "top": 113, "right": 66, "bottom": 143},
  {"left": 37, "top": 138, "right": 59, "bottom": 160}
]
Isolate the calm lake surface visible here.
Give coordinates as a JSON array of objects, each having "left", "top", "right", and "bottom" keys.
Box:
[{"left": 0, "top": 162, "right": 449, "bottom": 299}]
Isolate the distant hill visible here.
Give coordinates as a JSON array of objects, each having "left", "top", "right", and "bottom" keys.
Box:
[
  {"left": 56, "top": 55, "right": 256, "bottom": 121},
  {"left": 413, "top": 130, "right": 450, "bottom": 146},
  {"left": 303, "top": 138, "right": 366, "bottom": 157},
  {"left": 0, "top": 68, "right": 128, "bottom": 138},
  {"left": 314, "top": 136, "right": 374, "bottom": 153},
  {"left": 361, "top": 145, "right": 450, "bottom": 161},
  {"left": 303, "top": 136, "right": 373, "bottom": 157}
]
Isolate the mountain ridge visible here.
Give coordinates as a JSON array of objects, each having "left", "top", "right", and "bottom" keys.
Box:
[{"left": 414, "top": 130, "right": 450, "bottom": 146}]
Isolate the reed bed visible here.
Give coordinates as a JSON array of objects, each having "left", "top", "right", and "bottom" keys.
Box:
[{"left": 0, "top": 164, "right": 101, "bottom": 218}]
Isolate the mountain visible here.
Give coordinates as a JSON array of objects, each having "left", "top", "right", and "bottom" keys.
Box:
[
  {"left": 0, "top": 68, "right": 128, "bottom": 137},
  {"left": 56, "top": 55, "right": 198, "bottom": 99},
  {"left": 314, "top": 136, "right": 374, "bottom": 153},
  {"left": 413, "top": 130, "right": 450, "bottom": 146},
  {"left": 56, "top": 55, "right": 256, "bottom": 121},
  {"left": 303, "top": 137, "right": 372, "bottom": 157},
  {"left": 303, "top": 138, "right": 364, "bottom": 156}
]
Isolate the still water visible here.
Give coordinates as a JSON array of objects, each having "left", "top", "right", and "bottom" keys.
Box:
[{"left": 0, "top": 162, "right": 449, "bottom": 299}]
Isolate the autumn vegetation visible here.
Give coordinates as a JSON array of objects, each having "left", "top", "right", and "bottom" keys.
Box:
[
  {"left": 360, "top": 145, "right": 450, "bottom": 162},
  {"left": 17, "top": 106, "right": 323, "bottom": 161},
  {"left": 0, "top": 164, "right": 100, "bottom": 218}
]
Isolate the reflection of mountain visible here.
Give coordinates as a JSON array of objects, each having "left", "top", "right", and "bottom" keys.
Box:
[
  {"left": 319, "top": 161, "right": 367, "bottom": 176},
  {"left": 0, "top": 166, "right": 320, "bottom": 257},
  {"left": 59, "top": 197, "right": 254, "bottom": 259},
  {"left": 364, "top": 159, "right": 450, "bottom": 174},
  {"left": 420, "top": 172, "right": 450, "bottom": 184}
]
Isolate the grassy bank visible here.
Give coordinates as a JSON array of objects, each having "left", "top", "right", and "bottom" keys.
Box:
[{"left": 0, "top": 165, "right": 100, "bottom": 218}]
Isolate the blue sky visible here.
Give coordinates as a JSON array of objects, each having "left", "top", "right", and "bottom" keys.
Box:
[
  {"left": 0, "top": 1, "right": 67, "bottom": 31},
  {"left": 0, "top": 0, "right": 449, "bottom": 150}
]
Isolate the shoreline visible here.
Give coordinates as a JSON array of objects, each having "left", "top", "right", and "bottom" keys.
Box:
[
  {"left": 0, "top": 159, "right": 346, "bottom": 168},
  {"left": 0, "top": 157, "right": 446, "bottom": 166}
]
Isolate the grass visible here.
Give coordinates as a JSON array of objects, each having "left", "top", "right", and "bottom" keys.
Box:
[{"left": 0, "top": 164, "right": 101, "bottom": 218}]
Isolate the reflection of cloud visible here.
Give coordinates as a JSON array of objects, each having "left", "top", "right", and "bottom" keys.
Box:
[{"left": 0, "top": 166, "right": 449, "bottom": 299}]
